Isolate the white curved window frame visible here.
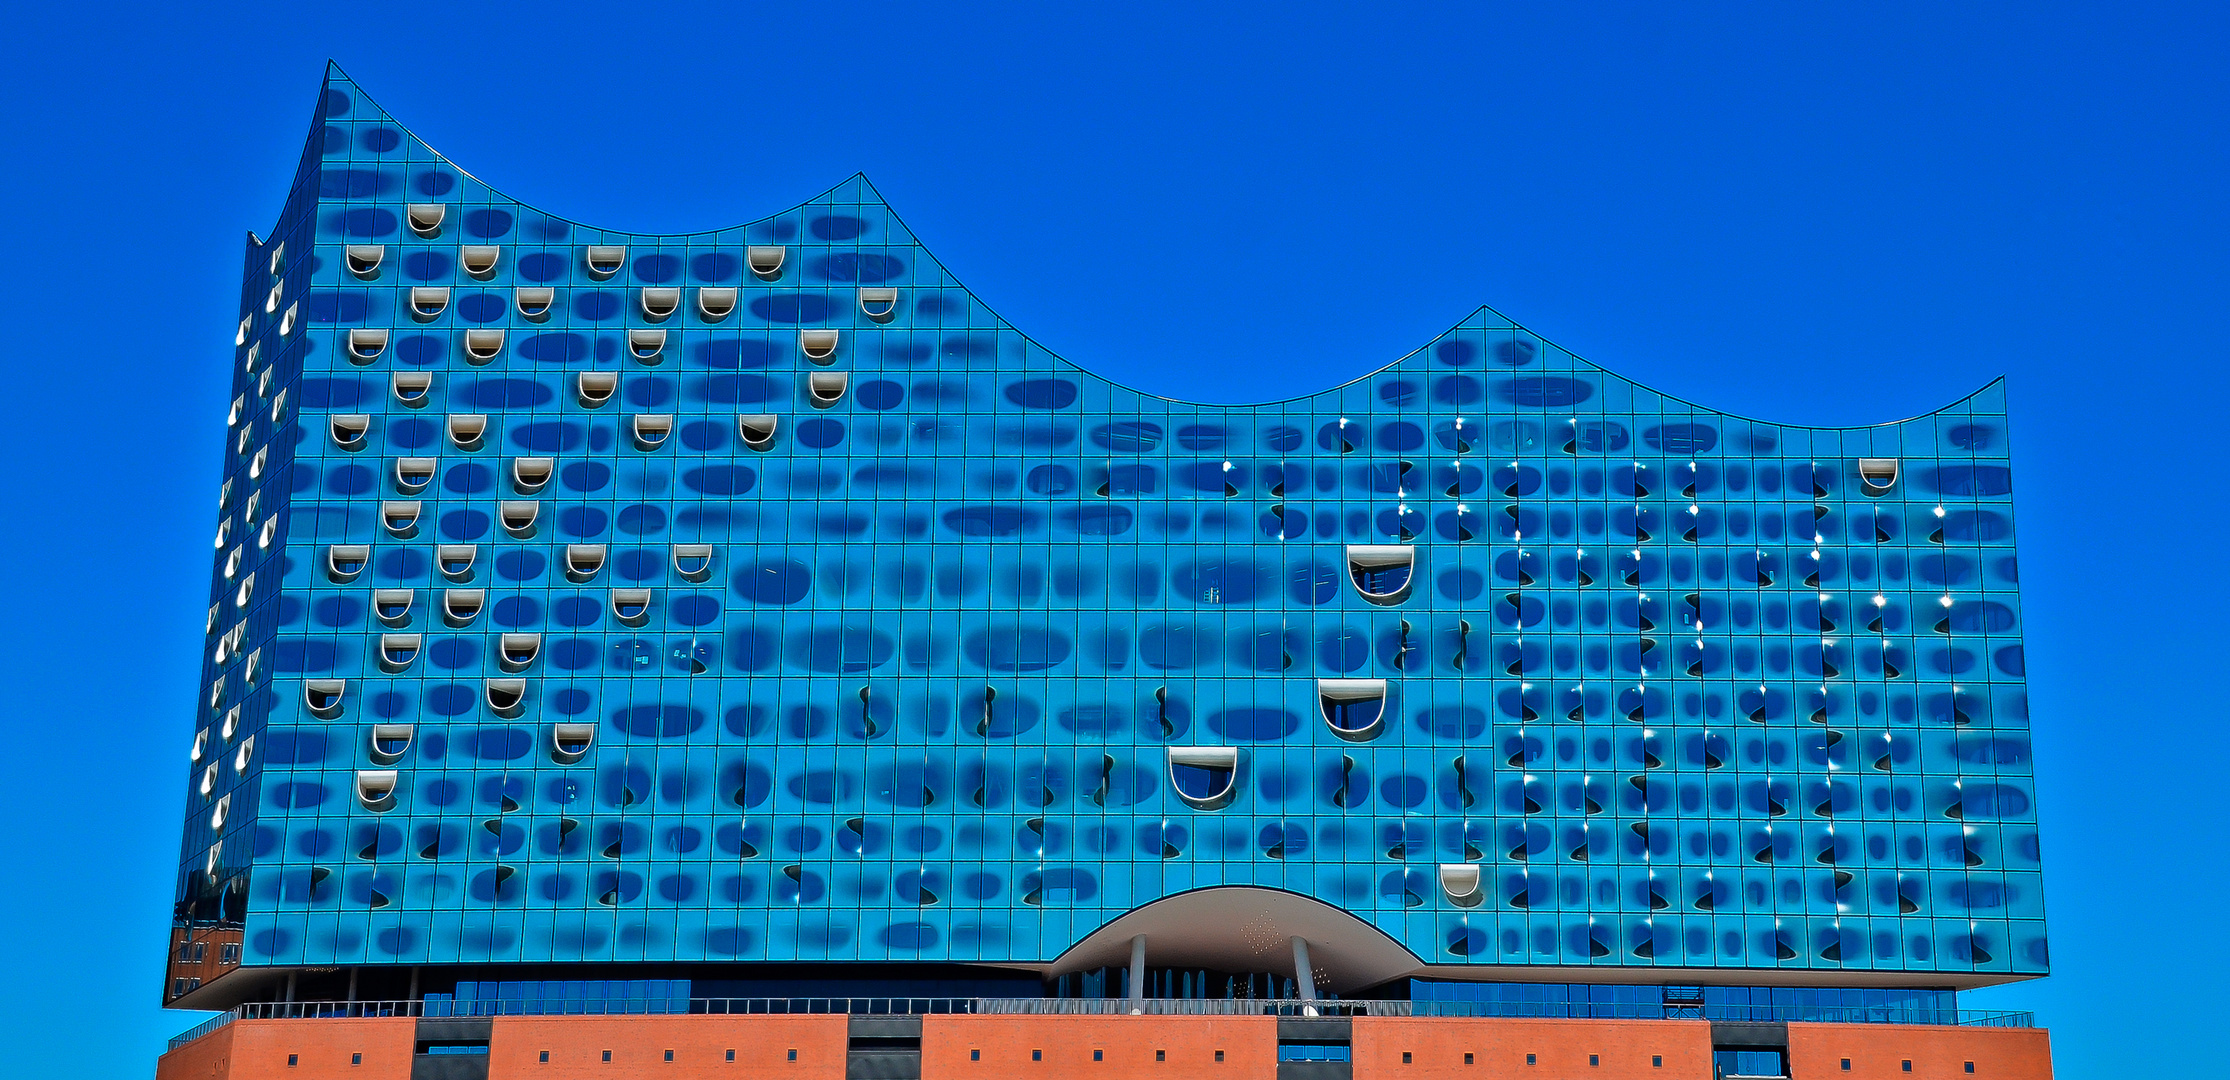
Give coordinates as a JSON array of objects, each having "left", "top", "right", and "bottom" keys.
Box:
[
  {"left": 639, "top": 287, "right": 680, "bottom": 321},
  {"left": 190, "top": 729, "right": 208, "bottom": 763},
  {"left": 738, "top": 414, "right": 778, "bottom": 451},
  {"left": 372, "top": 589, "right": 415, "bottom": 628},
  {"left": 515, "top": 286, "right": 555, "bottom": 321},
  {"left": 551, "top": 722, "right": 596, "bottom": 764},
  {"left": 463, "top": 328, "right": 505, "bottom": 363},
  {"left": 485, "top": 678, "right": 527, "bottom": 718},
  {"left": 1859, "top": 458, "right": 1901, "bottom": 493},
  {"left": 499, "top": 500, "right": 540, "bottom": 538},
  {"left": 343, "top": 330, "right": 388, "bottom": 368},
  {"left": 799, "top": 328, "right": 840, "bottom": 363},
  {"left": 442, "top": 588, "right": 485, "bottom": 628},
  {"left": 807, "top": 370, "right": 848, "bottom": 407},
  {"left": 565, "top": 544, "right": 608, "bottom": 582},
  {"left": 329, "top": 414, "right": 371, "bottom": 451},
  {"left": 697, "top": 287, "right": 737, "bottom": 320},
  {"left": 406, "top": 203, "right": 446, "bottom": 238},
  {"left": 395, "top": 458, "right": 436, "bottom": 495},
  {"left": 747, "top": 245, "right": 786, "bottom": 280},
  {"left": 210, "top": 794, "right": 232, "bottom": 830},
  {"left": 345, "top": 244, "right": 385, "bottom": 279},
  {"left": 627, "top": 328, "right": 666, "bottom": 362},
  {"left": 672, "top": 543, "right": 715, "bottom": 582},
  {"left": 610, "top": 588, "right": 653, "bottom": 627},
  {"left": 368, "top": 723, "right": 414, "bottom": 766},
  {"left": 1319, "top": 678, "right": 1389, "bottom": 742},
  {"left": 858, "top": 287, "right": 899, "bottom": 323},
  {"left": 1167, "top": 747, "right": 1240, "bottom": 810},
  {"left": 460, "top": 245, "right": 501, "bottom": 279},
  {"left": 378, "top": 633, "right": 421, "bottom": 673},
  {"left": 631, "top": 414, "right": 673, "bottom": 451},
  {"left": 512, "top": 457, "right": 554, "bottom": 495},
  {"left": 264, "top": 282, "right": 283, "bottom": 314},
  {"left": 447, "top": 414, "right": 488, "bottom": 450},
  {"left": 577, "top": 371, "right": 618, "bottom": 407},
  {"left": 326, "top": 544, "right": 369, "bottom": 584},
  {"left": 409, "top": 286, "right": 449, "bottom": 321},
  {"left": 220, "top": 704, "right": 239, "bottom": 739},
  {"left": 278, "top": 301, "right": 298, "bottom": 337},
  {"left": 303, "top": 679, "right": 346, "bottom": 719},
  {"left": 1439, "top": 864, "right": 1483, "bottom": 906},
  {"left": 233, "top": 735, "right": 254, "bottom": 773},
  {"left": 498, "top": 632, "right": 542, "bottom": 673},
  {"left": 227, "top": 394, "right": 245, "bottom": 427},
  {"left": 437, "top": 544, "right": 477, "bottom": 582},
  {"left": 391, "top": 371, "right": 432, "bottom": 407},
  {"left": 1347, "top": 545, "right": 1416, "bottom": 605},
  {"left": 584, "top": 245, "right": 627, "bottom": 280},
  {"left": 355, "top": 769, "right": 399, "bottom": 810}
]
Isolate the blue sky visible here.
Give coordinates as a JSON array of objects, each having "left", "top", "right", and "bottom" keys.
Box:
[{"left": 0, "top": 3, "right": 2221, "bottom": 1077}]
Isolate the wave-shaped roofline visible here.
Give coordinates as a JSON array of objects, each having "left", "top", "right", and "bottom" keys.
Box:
[{"left": 299, "top": 62, "right": 2004, "bottom": 429}]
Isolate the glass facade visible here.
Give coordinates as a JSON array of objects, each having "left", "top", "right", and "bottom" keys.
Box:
[{"left": 168, "top": 67, "right": 2045, "bottom": 1007}]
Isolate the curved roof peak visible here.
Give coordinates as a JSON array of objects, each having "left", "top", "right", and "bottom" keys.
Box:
[{"left": 298, "top": 65, "right": 2005, "bottom": 428}]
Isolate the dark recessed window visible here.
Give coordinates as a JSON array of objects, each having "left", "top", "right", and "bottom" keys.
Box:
[
  {"left": 1965, "top": 1065, "right": 1975, "bottom": 1075},
  {"left": 1465, "top": 1054, "right": 1475, "bottom": 1065},
  {"left": 665, "top": 1050, "right": 675, "bottom": 1062},
  {"left": 604, "top": 1050, "right": 613, "bottom": 1063},
  {"left": 1403, "top": 1052, "right": 1413, "bottom": 1064},
  {"left": 541, "top": 1051, "right": 550, "bottom": 1063},
  {"left": 788, "top": 1050, "right": 798, "bottom": 1062},
  {"left": 1590, "top": 1056, "right": 1600, "bottom": 1067},
  {"left": 1033, "top": 1050, "right": 1043, "bottom": 1062},
  {"left": 1156, "top": 1050, "right": 1166, "bottom": 1062},
  {"left": 1654, "top": 1057, "right": 1664, "bottom": 1069},
  {"left": 288, "top": 1055, "right": 298, "bottom": 1068},
  {"left": 352, "top": 1053, "right": 362, "bottom": 1066},
  {"left": 1215, "top": 1051, "right": 1225, "bottom": 1063},
  {"left": 1527, "top": 1055, "right": 1537, "bottom": 1066},
  {"left": 1841, "top": 1061, "right": 1851, "bottom": 1072},
  {"left": 1094, "top": 1050, "right": 1104, "bottom": 1062},
  {"left": 1903, "top": 1063, "right": 1913, "bottom": 1073},
  {"left": 726, "top": 1050, "right": 735, "bottom": 1062},
  {"left": 972, "top": 1050, "right": 981, "bottom": 1061}
]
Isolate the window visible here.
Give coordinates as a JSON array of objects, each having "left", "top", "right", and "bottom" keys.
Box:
[
  {"left": 328, "top": 545, "right": 369, "bottom": 584},
  {"left": 500, "top": 500, "right": 540, "bottom": 538},
  {"left": 698, "top": 287, "right": 737, "bottom": 320},
  {"left": 354, "top": 770, "right": 398, "bottom": 809},
  {"left": 219, "top": 943, "right": 239, "bottom": 964},
  {"left": 392, "top": 370, "right": 430, "bottom": 408},
  {"left": 382, "top": 501, "right": 421, "bottom": 537},
  {"left": 748, "top": 245, "right": 785, "bottom": 280},
  {"left": 1465, "top": 1054, "right": 1474, "bottom": 1065},
  {"left": 1841, "top": 1061, "right": 1850, "bottom": 1072},
  {"left": 464, "top": 329, "right": 505, "bottom": 363},
  {"left": 438, "top": 545, "right": 477, "bottom": 582},
  {"left": 1093, "top": 1050, "right": 1103, "bottom": 1062},
  {"left": 347, "top": 327, "right": 388, "bottom": 361},
  {"left": 378, "top": 635, "right": 421, "bottom": 673},
  {"left": 485, "top": 678, "right": 527, "bottom": 717},
  {"left": 578, "top": 371, "right": 618, "bottom": 407},
  {"left": 513, "top": 457, "right": 554, "bottom": 494},
  {"left": 1347, "top": 544, "right": 1416, "bottom": 603},
  {"left": 288, "top": 1055, "right": 298, "bottom": 1067},
  {"left": 1527, "top": 1055, "right": 1537, "bottom": 1066},
  {"left": 395, "top": 458, "right": 436, "bottom": 494},
  {"left": 407, "top": 203, "right": 446, "bottom": 237},
  {"left": 1214, "top": 1051, "right": 1224, "bottom": 1063},
  {"left": 807, "top": 370, "right": 848, "bottom": 406},
  {"left": 1590, "top": 1055, "right": 1600, "bottom": 1067},
  {"left": 1403, "top": 1053, "right": 1413, "bottom": 1064},
  {"left": 604, "top": 1050, "right": 613, "bottom": 1062},
  {"left": 1167, "top": 747, "right": 1239, "bottom": 809},
  {"left": 447, "top": 413, "right": 487, "bottom": 449},
  {"left": 726, "top": 1050, "right": 735, "bottom": 1062},
  {"left": 541, "top": 1051, "right": 550, "bottom": 1063},
  {"left": 1903, "top": 1062, "right": 1913, "bottom": 1073},
  {"left": 1965, "top": 1064, "right": 1975, "bottom": 1074},
  {"left": 972, "top": 1050, "right": 981, "bottom": 1062},
  {"left": 1156, "top": 1051, "right": 1165, "bottom": 1062},
  {"left": 787, "top": 1050, "right": 797, "bottom": 1062},
  {"left": 859, "top": 286, "right": 899, "bottom": 322},
  {"left": 551, "top": 722, "right": 594, "bottom": 764},
  {"left": 665, "top": 1050, "right": 674, "bottom": 1062},
  {"left": 345, "top": 244, "right": 384, "bottom": 279},
  {"left": 461, "top": 246, "right": 500, "bottom": 279},
  {"left": 442, "top": 588, "right": 484, "bottom": 627},
  {"left": 585, "top": 245, "right": 626, "bottom": 279},
  {"left": 1033, "top": 1050, "right": 1042, "bottom": 1062},
  {"left": 409, "top": 286, "right": 449, "bottom": 320},
  {"left": 611, "top": 588, "right": 653, "bottom": 626},
  {"left": 800, "top": 328, "right": 840, "bottom": 362},
  {"left": 499, "top": 633, "right": 542, "bottom": 672},
  {"left": 628, "top": 328, "right": 666, "bottom": 361},
  {"left": 373, "top": 588, "right": 415, "bottom": 627},
  {"left": 1654, "top": 1057, "right": 1663, "bottom": 1069},
  {"left": 673, "top": 544, "right": 716, "bottom": 582},
  {"left": 631, "top": 414, "right": 673, "bottom": 450},
  {"left": 352, "top": 1053, "right": 362, "bottom": 1066},
  {"left": 516, "top": 287, "right": 555, "bottom": 320},
  {"left": 738, "top": 413, "right": 779, "bottom": 450},
  {"left": 1319, "top": 678, "right": 1388, "bottom": 740},
  {"left": 641, "top": 288, "right": 680, "bottom": 321}
]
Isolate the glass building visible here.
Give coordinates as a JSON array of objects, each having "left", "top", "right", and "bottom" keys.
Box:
[{"left": 158, "top": 67, "right": 2052, "bottom": 1080}]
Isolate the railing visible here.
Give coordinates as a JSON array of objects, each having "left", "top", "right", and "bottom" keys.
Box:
[{"left": 168, "top": 996, "right": 2036, "bottom": 1051}]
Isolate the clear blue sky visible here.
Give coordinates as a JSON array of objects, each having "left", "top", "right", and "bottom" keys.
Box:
[{"left": 0, "top": 4, "right": 2219, "bottom": 1077}]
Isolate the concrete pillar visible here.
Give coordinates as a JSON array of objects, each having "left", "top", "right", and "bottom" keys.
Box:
[
  {"left": 1128, "top": 934, "right": 1148, "bottom": 1015},
  {"left": 284, "top": 970, "right": 297, "bottom": 1005},
  {"left": 1290, "top": 936, "right": 1318, "bottom": 1016}
]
